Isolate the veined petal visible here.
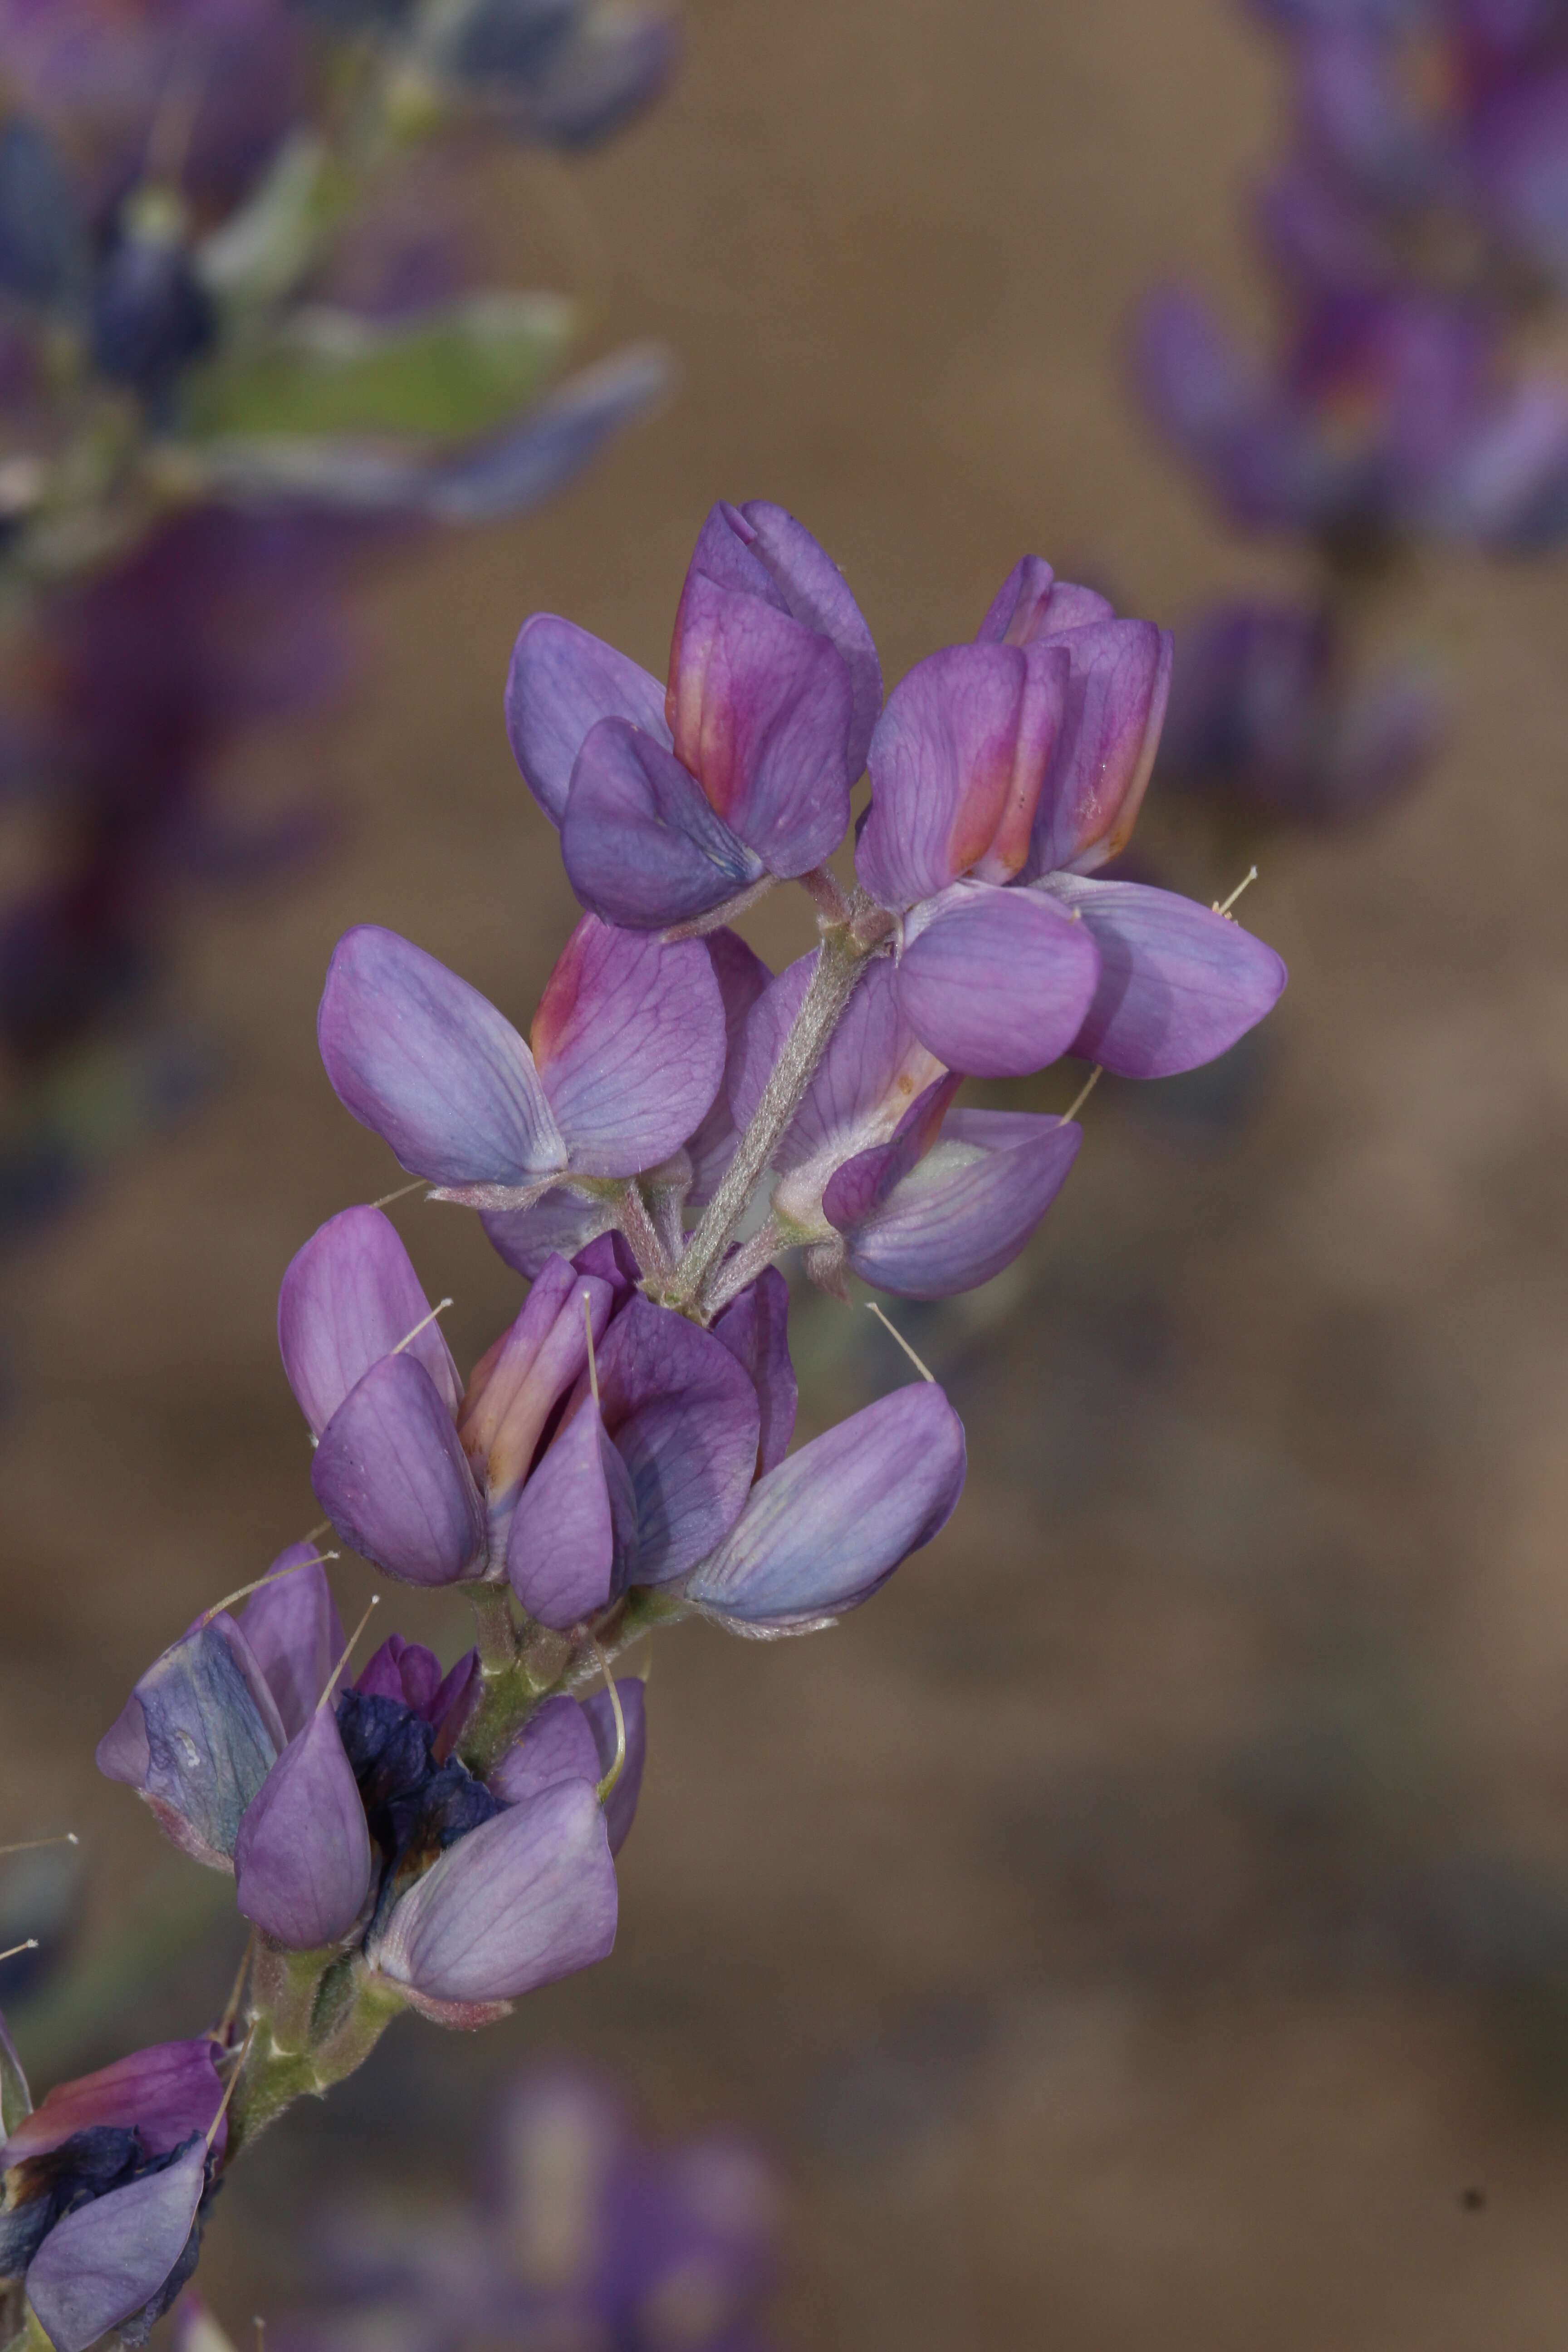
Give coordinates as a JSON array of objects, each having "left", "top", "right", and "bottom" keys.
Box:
[
  {"left": 241, "top": 1544, "right": 346, "bottom": 1739},
  {"left": 0, "top": 2043, "right": 224, "bottom": 2168},
  {"left": 1030, "top": 620, "right": 1173, "bottom": 876},
  {"left": 711, "top": 1268, "right": 797, "bottom": 1474},
  {"left": 234, "top": 1710, "right": 372, "bottom": 1950},
  {"left": 830, "top": 1107, "right": 1082, "bottom": 1298},
  {"left": 666, "top": 572, "right": 853, "bottom": 872},
  {"left": 95, "top": 1619, "right": 284, "bottom": 1872},
  {"left": 731, "top": 954, "right": 944, "bottom": 1179},
  {"left": 686, "top": 927, "right": 772, "bottom": 1207},
  {"left": 24, "top": 2140, "right": 208, "bottom": 2352},
  {"left": 560, "top": 717, "right": 764, "bottom": 928},
  {"left": 505, "top": 613, "right": 669, "bottom": 826},
  {"left": 505, "top": 1397, "right": 638, "bottom": 1628},
  {"left": 732, "top": 500, "right": 884, "bottom": 775},
  {"left": 532, "top": 916, "right": 725, "bottom": 1177},
  {"left": 312, "top": 1355, "right": 486, "bottom": 1587},
  {"left": 977, "top": 556, "right": 1114, "bottom": 645},
  {"left": 896, "top": 881, "right": 1100, "bottom": 1078},
  {"left": 277, "top": 1204, "right": 461, "bottom": 1438},
  {"left": 318, "top": 926, "right": 568, "bottom": 1191},
  {"left": 683, "top": 1386, "right": 966, "bottom": 1630},
  {"left": 369, "top": 1780, "right": 616, "bottom": 2004},
  {"left": 1038, "top": 875, "right": 1288, "bottom": 1077},
  {"left": 481, "top": 1186, "right": 619, "bottom": 1279}
]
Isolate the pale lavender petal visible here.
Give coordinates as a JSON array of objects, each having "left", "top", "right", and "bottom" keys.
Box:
[
  {"left": 312, "top": 1355, "right": 486, "bottom": 1586},
  {"left": 481, "top": 1186, "right": 618, "bottom": 1279},
  {"left": 977, "top": 556, "right": 1115, "bottom": 645},
  {"left": 234, "top": 1710, "right": 372, "bottom": 1950},
  {"left": 683, "top": 1386, "right": 966, "bottom": 1629},
  {"left": 712, "top": 1268, "right": 797, "bottom": 1474},
  {"left": 531, "top": 916, "right": 725, "bottom": 1177},
  {"left": 588, "top": 1296, "right": 760, "bottom": 1581},
  {"left": 816, "top": 1072, "right": 960, "bottom": 1231},
  {"left": 370, "top": 1781, "right": 616, "bottom": 2004},
  {"left": 731, "top": 955, "right": 942, "bottom": 1175},
  {"left": 505, "top": 613, "right": 669, "bottom": 826},
  {"left": 24, "top": 2141, "right": 208, "bottom": 2352},
  {"left": 318, "top": 926, "right": 567, "bottom": 1191},
  {"left": 505, "top": 1398, "right": 638, "bottom": 1628},
  {"left": 560, "top": 717, "right": 764, "bottom": 928},
  {"left": 95, "top": 1619, "right": 284, "bottom": 1872},
  {"left": 735, "top": 500, "right": 884, "bottom": 774},
  {"left": 686, "top": 927, "right": 772, "bottom": 1207},
  {"left": 666, "top": 573, "right": 853, "bottom": 872},
  {"left": 241, "top": 1545, "right": 347, "bottom": 1739},
  {"left": 1, "top": 2043, "right": 224, "bottom": 2167},
  {"left": 277, "top": 1205, "right": 461, "bottom": 1437},
  {"left": 896, "top": 882, "right": 1100, "bottom": 1079},
  {"left": 580, "top": 1677, "right": 647, "bottom": 1854},
  {"left": 1029, "top": 620, "right": 1173, "bottom": 876},
  {"left": 489, "top": 1693, "right": 601, "bottom": 1806},
  {"left": 831, "top": 1107, "right": 1082, "bottom": 1298},
  {"left": 1038, "top": 875, "right": 1288, "bottom": 1078}
]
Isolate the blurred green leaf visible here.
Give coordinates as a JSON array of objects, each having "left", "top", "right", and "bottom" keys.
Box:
[{"left": 185, "top": 292, "right": 574, "bottom": 443}]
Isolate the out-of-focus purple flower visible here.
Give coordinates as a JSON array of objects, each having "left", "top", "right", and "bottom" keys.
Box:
[
  {"left": 508, "top": 499, "right": 880, "bottom": 928},
  {"left": 0, "top": 2034, "right": 226, "bottom": 2351},
  {"left": 316, "top": 915, "right": 725, "bottom": 1210},
  {"left": 436, "top": 0, "right": 681, "bottom": 151}
]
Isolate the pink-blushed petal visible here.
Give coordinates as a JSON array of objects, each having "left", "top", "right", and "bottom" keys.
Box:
[
  {"left": 369, "top": 1780, "right": 616, "bottom": 2004},
  {"left": 312, "top": 1355, "right": 486, "bottom": 1587},
  {"left": 505, "top": 613, "right": 670, "bottom": 827},
  {"left": 731, "top": 953, "right": 944, "bottom": 1177},
  {"left": 24, "top": 2141, "right": 208, "bottom": 2352},
  {"left": 95, "top": 1619, "right": 285, "bottom": 1873},
  {"left": 830, "top": 1107, "right": 1082, "bottom": 1298},
  {"left": 459, "top": 1259, "right": 611, "bottom": 1508},
  {"left": 560, "top": 717, "right": 765, "bottom": 929},
  {"left": 686, "top": 927, "right": 772, "bottom": 1207},
  {"left": 734, "top": 500, "right": 884, "bottom": 775},
  {"left": 505, "top": 1397, "right": 638, "bottom": 1628},
  {"left": 277, "top": 1204, "right": 461, "bottom": 1439},
  {"left": 856, "top": 642, "right": 1068, "bottom": 905},
  {"left": 896, "top": 881, "right": 1100, "bottom": 1079},
  {"left": 318, "top": 926, "right": 567, "bottom": 1193},
  {"left": 0, "top": 2043, "right": 224, "bottom": 2168},
  {"left": 682, "top": 500, "right": 792, "bottom": 603},
  {"left": 665, "top": 573, "right": 854, "bottom": 872},
  {"left": 488, "top": 1693, "right": 601, "bottom": 1806},
  {"left": 1030, "top": 621, "right": 1174, "bottom": 876},
  {"left": 977, "top": 557, "right": 1115, "bottom": 645},
  {"left": 1038, "top": 875, "right": 1288, "bottom": 1078},
  {"left": 711, "top": 1267, "right": 797, "bottom": 1474},
  {"left": 481, "top": 1186, "right": 619, "bottom": 1279},
  {"left": 234, "top": 1710, "right": 372, "bottom": 1951},
  {"left": 683, "top": 1386, "right": 966, "bottom": 1630},
  {"left": 531, "top": 916, "right": 725, "bottom": 1178},
  {"left": 585, "top": 1295, "right": 760, "bottom": 1582},
  {"left": 241, "top": 1544, "right": 346, "bottom": 1740}
]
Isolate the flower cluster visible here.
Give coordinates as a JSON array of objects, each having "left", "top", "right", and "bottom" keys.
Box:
[
  {"left": 54, "top": 499, "right": 1284, "bottom": 2341},
  {"left": 1132, "top": 0, "right": 1568, "bottom": 832}
]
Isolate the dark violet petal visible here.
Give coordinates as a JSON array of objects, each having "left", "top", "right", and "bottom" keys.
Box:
[
  {"left": 241, "top": 1544, "right": 347, "bottom": 1739},
  {"left": 684, "top": 1386, "right": 966, "bottom": 1629},
  {"left": 896, "top": 882, "right": 1100, "bottom": 1080},
  {"left": 481, "top": 1186, "right": 619, "bottom": 1279},
  {"left": 834, "top": 1107, "right": 1082, "bottom": 1298},
  {"left": 580, "top": 1677, "right": 647, "bottom": 1855},
  {"left": 1, "top": 2042, "right": 223, "bottom": 2167},
  {"left": 235, "top": 1710, "right": 372, "bottom": 1950},
  {"left": 505, "top": 1398, "right": 637, "bottom": 1628},
  {"left": 589, "top": 1295, "right": 760, "bottom": 1582},
  {"left": 731, "top": 954, "right": 944, "bottom": 1176},
  {"left": 532, "top": 916, "right": 725, "bottom": 1177},
  {"left": 356, "top": 1633, "right": 443, "bottom": 1716},
  {"left": 561, "top": 716, "right": 764, "bottom": 927},
  {"left": 666, "top": 573, "right": 854, "bottom": 873},
  {"left": 857, "top": 642, "right": 1068, "bottom": 904},
  {"left": 977, "top": 556, "right": 1115, "bottom": 646},
  {"left": 318, "top": 926, "right": 567, "bottom": 1191},
  {"left": 1030, "top": 621, "right": 1173, "bottom": 877},
  {"left": 96, "top": 1620, "right": 284, "bottom": 1871},
  {"left": 24, "top": 2141, "right": 208, "bottom": 2352},
  {"left": 369, "top": 1779, "right": 616, "bottom": 2004},
  {"left": 1039, "top": 876, "right": 1288, "bottom": 1078},
  {"left": 712, "top": 1267, "right": 797, "bottom": 1474},
  {"left": 736, "top": 500, "right": 884, "bottom": 774},
  {"left": 489, "top": 1692, "right": 601, "bottom": 1806},
  {"left": 686, "top": 927, "right": 772, "bottom": 1207},
  {"left": 432, "top": 1649, "right": 480, "bottom": 1751},
  {"left": 312, "top": 1355, "right": 486, "bottom": 1586},
  {"left": 505, "top": 613, "right": 669, "bottom": 827},
  {"left": 277, "top": 1204, "right": 461, "bottom": 1438}
]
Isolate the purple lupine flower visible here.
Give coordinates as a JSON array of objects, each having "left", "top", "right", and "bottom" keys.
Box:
[
  {"left": 434, "top": 0, "right": 681, "bottom": 151},
  {"left": 0, "top": 2034, "right": 226, "bottom": 2351},
  {"left": 507, "top": 500, "right": 881, "bottom": 928},
  {"left": 316, "top": 915, "right": 725, "bottom": 1211},
  {"left": 490, "top": 1675, "right": 649, "bottom": 1854},
  {"left": 853, "top": 559, "right": 1285, "bottom": 1082}
]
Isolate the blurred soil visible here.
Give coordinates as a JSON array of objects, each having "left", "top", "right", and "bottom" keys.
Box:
[{"left": 8, "top": 1, "right": 1568, "bottom": 2345}]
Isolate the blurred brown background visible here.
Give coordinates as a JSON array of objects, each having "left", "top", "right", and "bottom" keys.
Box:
[{"left": 9, "top": 0, "right": 1568, "bottom": 2342}]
